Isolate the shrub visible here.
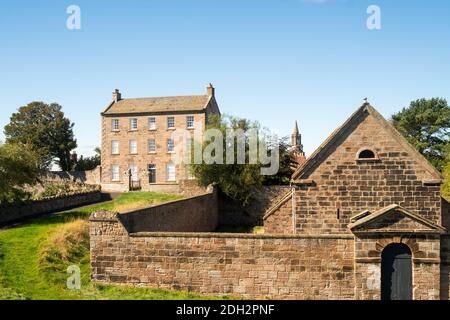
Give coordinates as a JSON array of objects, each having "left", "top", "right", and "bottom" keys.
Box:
[
  {"left": 35, "top": 182, "right": 98, "bottom": 200},
  {"left": 0, "top": 142, "right": 41, "bottom": 204}
]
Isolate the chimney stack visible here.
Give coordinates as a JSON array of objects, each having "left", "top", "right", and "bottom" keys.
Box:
[
  {"left": 112, "top": 89, "right": 122, "bottom": 102},
  {"left": 207, "top": 83, "right": 215, "bottom": 97}
]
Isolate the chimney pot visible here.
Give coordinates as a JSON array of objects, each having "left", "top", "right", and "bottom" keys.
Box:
[
  {"left": 112, "top": 89, "right": 122, "bottom": 102},
  {"left": 207, "top": 83, "right": 215, "bottom": 97}
]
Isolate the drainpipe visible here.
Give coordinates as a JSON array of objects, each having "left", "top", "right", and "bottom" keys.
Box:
[{"left": 291, "top": 185, "right": 296, "bottom": 235}]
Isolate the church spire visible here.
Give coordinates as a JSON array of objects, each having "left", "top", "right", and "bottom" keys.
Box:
[
  {"left": 290, "top": 120, "right": 305, "bottom": 162},
  {"left": 293, "top": 121, "right": 299, "bottom": 135}
]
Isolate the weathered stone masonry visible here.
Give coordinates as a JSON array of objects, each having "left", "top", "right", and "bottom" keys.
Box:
[
  {"left": 120, "top": 187, "right": 218, "bottom": 233},
  {"left": 90, "top": 211, "right": 354, "bottom": 299},
  {"left": 0, "top": 190, "right": 102, "bottom": 225},
  {"left": 264, "top": 104, "right": 449, "bottom": 299},
  {"left": 90, "top": 103, "right": 450, "bottom": 299}
]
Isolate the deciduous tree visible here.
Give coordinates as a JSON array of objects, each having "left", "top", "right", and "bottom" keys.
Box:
[
  {"left": 72, "top": 147, "right": 101, "bottom": 171},
  {"left": 392, "top": 98, "right": 450, "bottom": 171},
  {"left": 4, "top": 102, "right": 77, "bottom": 170},
  {"left": 190, "top": 115, "right": 295, "bottom": 205}
]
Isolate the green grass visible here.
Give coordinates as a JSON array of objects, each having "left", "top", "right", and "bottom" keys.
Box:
[{"left": 0, "top": 192, "right": 228, "bottom": 300}]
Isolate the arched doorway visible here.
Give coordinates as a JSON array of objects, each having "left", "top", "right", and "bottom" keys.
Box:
[{"left": 381, "top": 243, "right": 412, "bottom": 300}]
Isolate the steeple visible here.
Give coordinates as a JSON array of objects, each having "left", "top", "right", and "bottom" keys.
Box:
[
  {"left": 291, "top": 121, "right": 304, "bottom": 155},
  {"left": 289, "top": 120, "right": 306, "bottom": 167},
  {"left": 293, "top": 121, "right": 299, "bottom": 136}
]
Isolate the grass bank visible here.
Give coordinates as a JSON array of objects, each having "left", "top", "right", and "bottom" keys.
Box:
[{"left": 0, "top": 192, "right": 228, "bottom": 300}]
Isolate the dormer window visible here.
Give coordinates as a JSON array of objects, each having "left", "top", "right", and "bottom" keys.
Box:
[{"left": 356, "top": 148, "right": 378, "bottom": 161}]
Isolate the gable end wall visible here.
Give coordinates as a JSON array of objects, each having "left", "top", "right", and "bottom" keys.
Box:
[{"left": 294, "top": 112, "right": 442, "bottom": 235}]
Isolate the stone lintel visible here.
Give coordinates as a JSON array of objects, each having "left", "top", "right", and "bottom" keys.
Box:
[
  {"left": 422, "top": 179, "right": 443, "bottom": 186},
  {"left": 293, "top": 179, "right": 315, "bottom": 186}
]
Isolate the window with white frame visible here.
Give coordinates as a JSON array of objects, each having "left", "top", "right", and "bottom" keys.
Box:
[
  {"left": 166, "top": 162, "right": 176, "bottom": 181},
  {"left": 112, "top": 119, "right": 120, "bottom": 131},
  {"left": 130, "top": 118, "right": 138, "bottom": 131},
  {"left": 148, "top": 117, "right": 156, "bottom": 130},
  {"left": 186, "top": 116, "right": 194, "bottom": 129},
  {"left": 148, "top": 139, "right": 156, "bottom": 153},
  {"left": 167, "top": 116, "right": 175, "bottom": 129},
  {"left": 129, "top": 164, "right": 139, "bottom": 182},
  {"left": 167, "top": 138, "right": 175, "bottom": 153},
  {"left": 111, "top": 140, "right": 119, "bottom": 155},
  {"left": 129, "top": 140, "right": 138, "bottom": 154},
  {"left": 111, "top": 165, "right": 120, "bottom": 182}
]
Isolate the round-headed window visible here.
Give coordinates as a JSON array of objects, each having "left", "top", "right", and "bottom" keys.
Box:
[{"left": 358, "top": 149, "right": 376, "bottom": 159}]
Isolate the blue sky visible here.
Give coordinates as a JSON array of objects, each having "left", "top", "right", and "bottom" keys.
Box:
[{"left": 0, "top": 0, "right": 449, "bottom": 157}]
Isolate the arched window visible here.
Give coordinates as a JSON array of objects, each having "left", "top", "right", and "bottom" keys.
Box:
[{"left": 357, "top": 149, "right": 376, "bottom": 159}]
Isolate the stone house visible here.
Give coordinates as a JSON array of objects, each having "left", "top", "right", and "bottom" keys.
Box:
[
  {"left": 100, "top": 84, "right": 220, "bottom": 193},
  {"left": 90, "top": 102, "right": 450, "bottom": 300}
]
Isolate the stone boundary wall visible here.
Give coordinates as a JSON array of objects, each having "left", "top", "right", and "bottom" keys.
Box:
[
  {"left": 179, "top": 180, "right": 209, "bottom": 197},
  {"left": 102, "top": 179, "right": 209, "bottom": 195},
  {"left": 218, "top": 186, "right": 292, "bottom": 227},
  {"left": 45, "top": 167, "right": 101, "bottom": 185},
  {"left": 0, "top": 191, "right": 102, "bottom": 225},
  {"left": 119, "top": 189, "right": 218, "bottom": 233},
  {"left": 89, "top": 210, "right": 355, "bottom": 299}
]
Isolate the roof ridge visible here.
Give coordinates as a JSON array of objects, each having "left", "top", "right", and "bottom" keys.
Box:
[{"left": 121, "top": 94, "right": 208, "bottom": 101}]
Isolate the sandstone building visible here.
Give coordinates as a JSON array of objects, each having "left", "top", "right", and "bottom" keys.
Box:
[
  {"left": 91, "top": 102, "right": 450, "bottom": 300},
  {"left": 100, "top": 84, "right": 220, "bottom": 193},
  {"left": 264, "top": 103, "right": 449, "bottom": 299}
]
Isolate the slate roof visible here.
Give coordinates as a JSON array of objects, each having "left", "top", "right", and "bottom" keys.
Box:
[{"left": 102, "top": 95, "right": 211, "bottom": 115}]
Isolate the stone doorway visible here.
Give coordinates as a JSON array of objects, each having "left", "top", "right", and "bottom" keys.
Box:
[{"left": 381, "top": 243, "right": 412, "bottom": 300}]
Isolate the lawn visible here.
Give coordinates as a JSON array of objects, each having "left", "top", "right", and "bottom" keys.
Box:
[{"left": 0, "top": 192, "right": 228, "bottom": 300}]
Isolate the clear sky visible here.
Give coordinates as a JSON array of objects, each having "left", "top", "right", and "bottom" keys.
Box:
[{"left": 0, "top": 0, "right": 449, "bottom": 157}]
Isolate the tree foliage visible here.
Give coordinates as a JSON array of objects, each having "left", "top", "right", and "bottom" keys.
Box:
[
  {"left": 0, "top": 142, "right": 41, "bottom": 204},
  {"left": 442, "top": 153, "right": 450, "bottom": 201},
  {"left": 262, "top": 138, "right": 298, "bottom": 186},
  {"left": 392, "top": 98, "right": 450, "bottom": 171},
  {"left": 190, "top": 115, "right": 295, "bottom": 205},
  {"left": 4, "top": 102, "right": 77, "bottom": 171},
  {"left": 72, "top": 147, "right": 101, "bottom": 171}
]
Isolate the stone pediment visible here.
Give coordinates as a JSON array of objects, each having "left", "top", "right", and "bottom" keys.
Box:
[{"left": 349, "top": 204, "right": 445, "bottom": 234}]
